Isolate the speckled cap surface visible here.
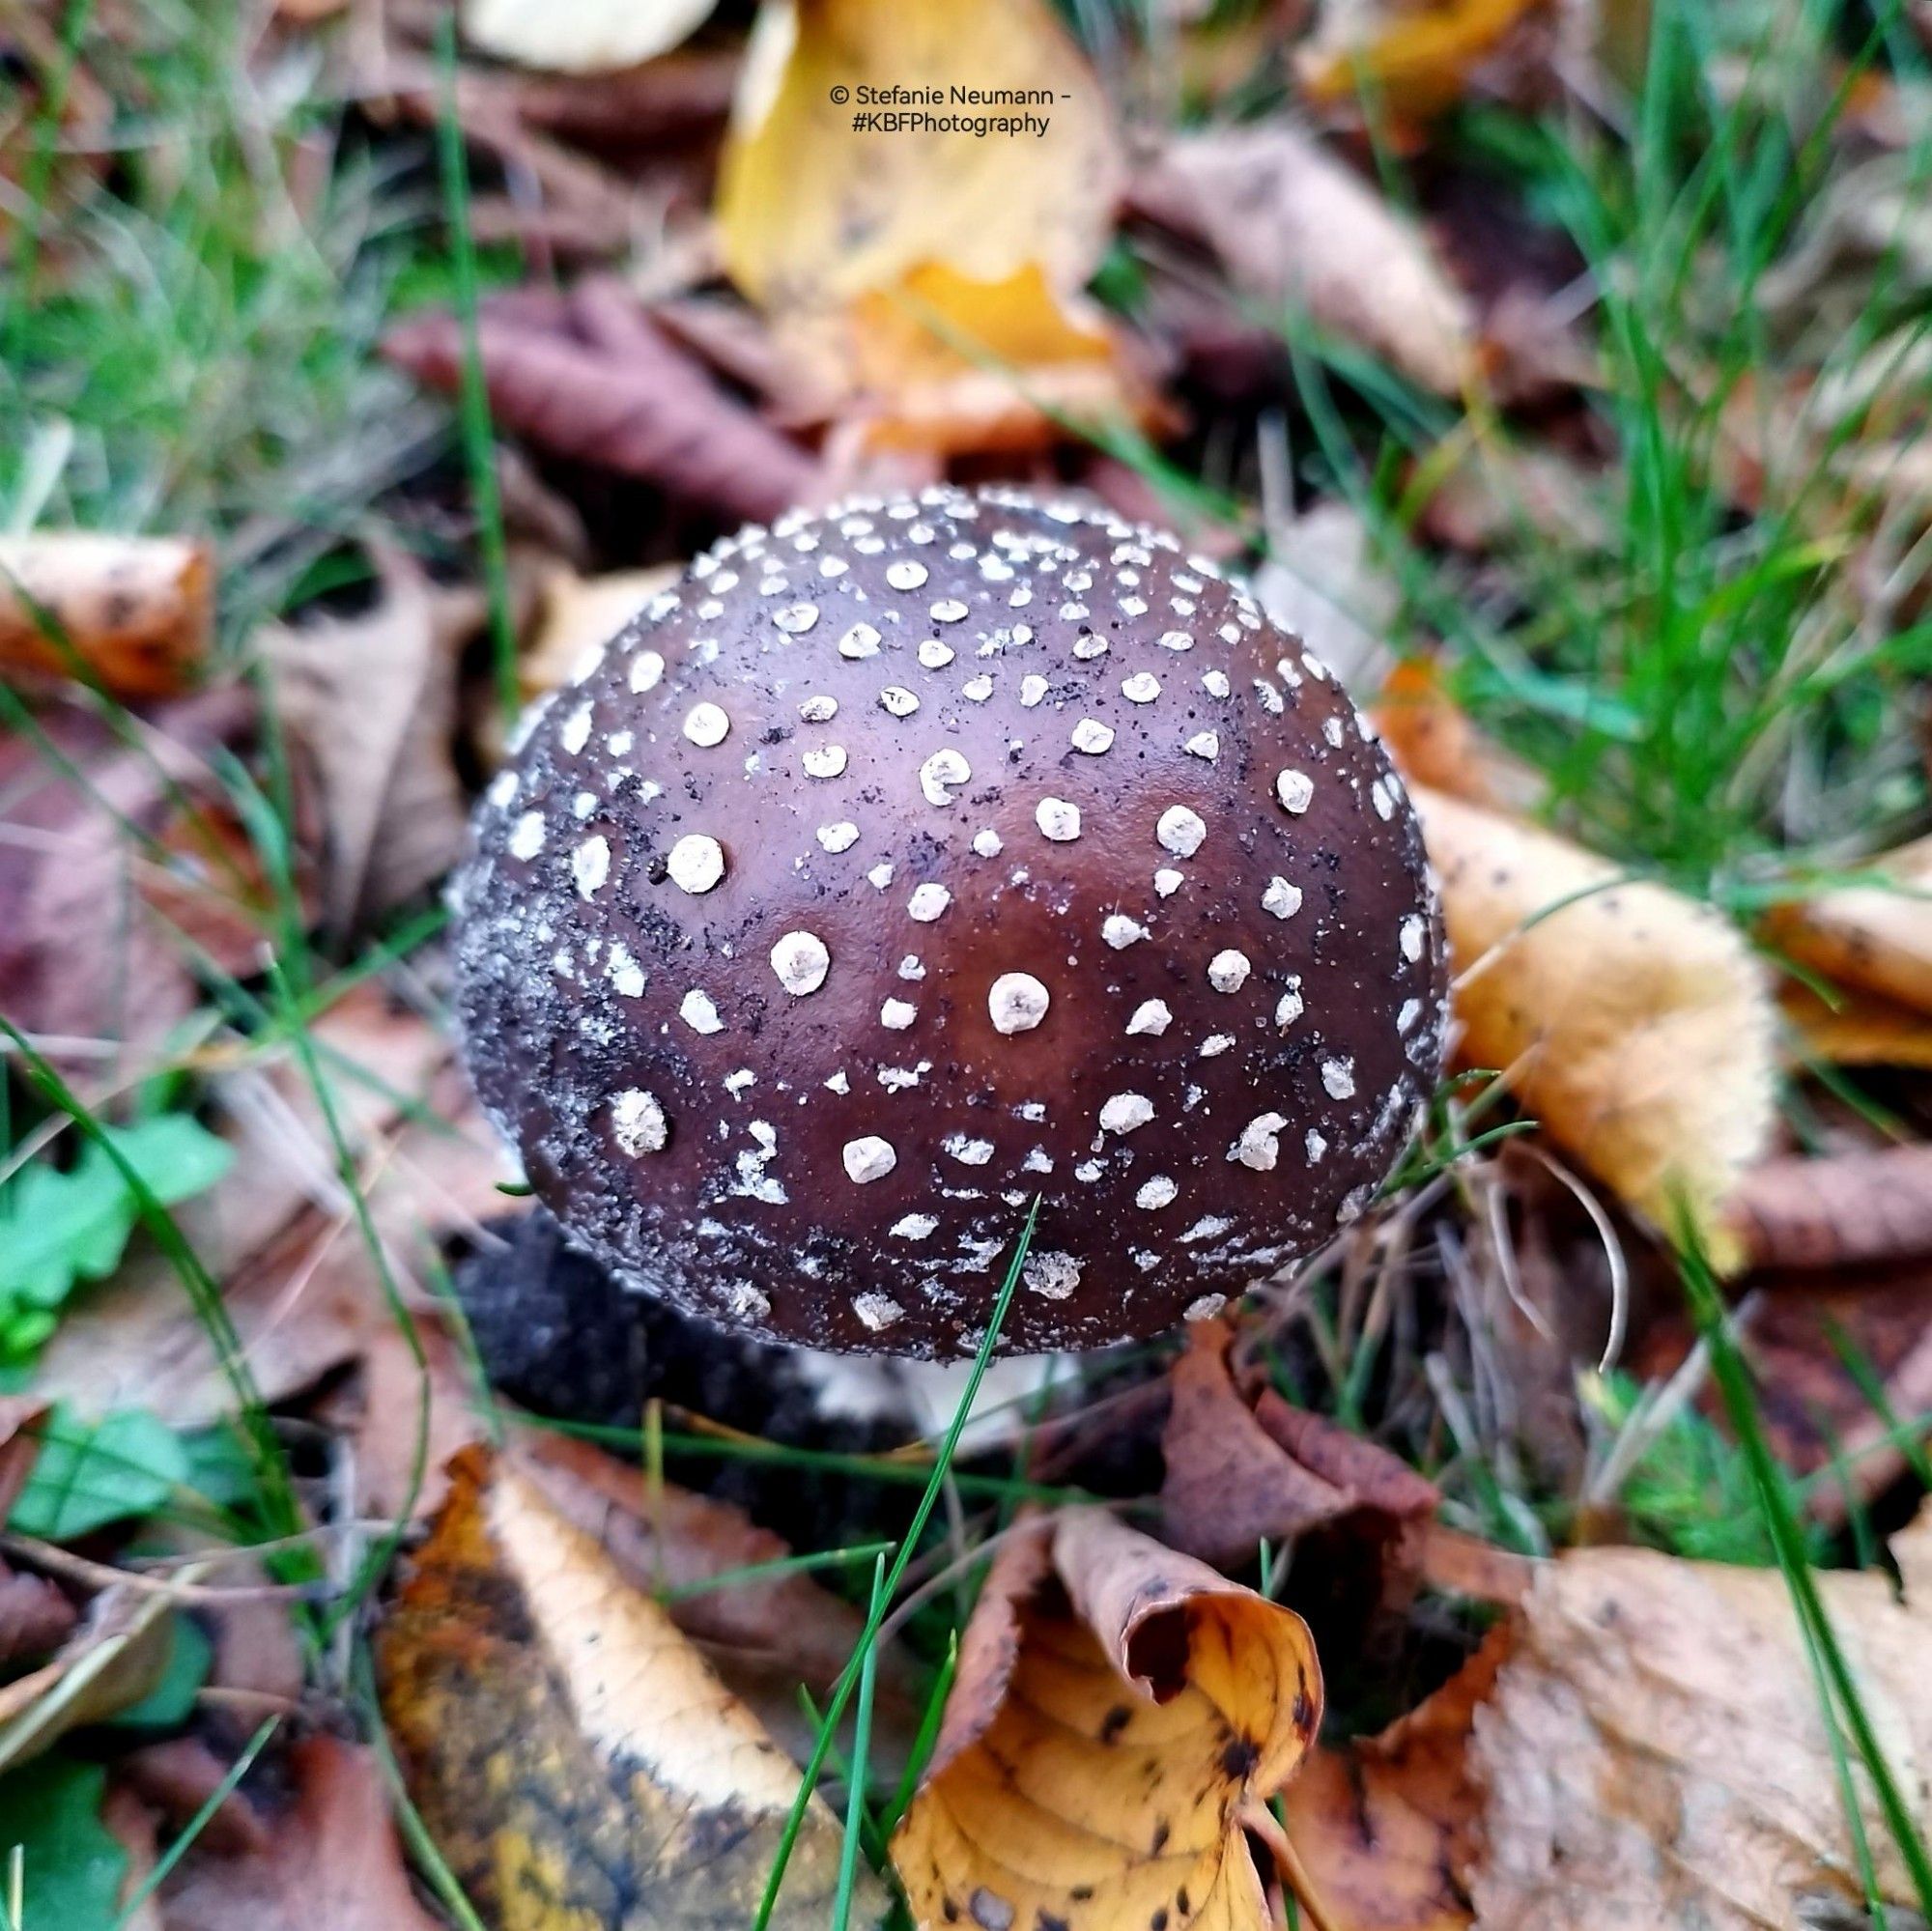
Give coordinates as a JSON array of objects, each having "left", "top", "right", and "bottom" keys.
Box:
[{"left": 449, "top": 485, "right": 1447, "bottom": 1356}]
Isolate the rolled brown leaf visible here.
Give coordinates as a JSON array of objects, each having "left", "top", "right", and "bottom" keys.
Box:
[
  {"left": 0, "top": 532, "right": 213, "bottom": 698},
  {"left": 382, "top": 309, "right": 816, "bottom": 525},
  {"left": 1728, "top": 1143, "right": 1932, "bottom": 1271}
]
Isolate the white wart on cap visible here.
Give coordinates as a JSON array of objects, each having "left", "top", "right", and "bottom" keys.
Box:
[{"left": 450, "top": 485, "right": 1448, "bottom": 1356}]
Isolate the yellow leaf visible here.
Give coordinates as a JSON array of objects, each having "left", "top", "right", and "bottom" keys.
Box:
[
  {"left": 715, "top": 0, "right": 1147, "bottom": 455},
  {"left": 1766, "top": 835, "right": 1932, "bottom": 1016},
  {"left": 718, "top": 0, "right": 1120, "bottom": 311},
  {"left": 1779, "top": 978, "right": 1932, "bottom": 1070},
  {"left": 1413, "top": 784, "right": 1777, "bottom": 1268},
  {"left": 1298, "top": 0, "right": 1543, "bottom": 119},
  {"left": 892, "top": 1508, "right": 1323, "bottom": 1931},
  {"left": 377, "top": 1447, "right": 880, "bottom": 1930}
]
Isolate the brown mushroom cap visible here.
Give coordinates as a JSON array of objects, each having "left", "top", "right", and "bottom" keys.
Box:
[{"left": 449, "top": 486, "right": 1447, "bottom": 1356}]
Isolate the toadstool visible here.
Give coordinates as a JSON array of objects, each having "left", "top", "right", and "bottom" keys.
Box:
[{"left": 449, "top": 486, "right": 1447, "bottom": 1356}]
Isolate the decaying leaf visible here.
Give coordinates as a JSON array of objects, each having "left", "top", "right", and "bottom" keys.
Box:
[
  {"left": 1137, "top": 124, "right": 1475, "bottom": 396},
  {"left": 1470, "top": 1505, "right": 1932, "bottom": 1924},
  {"left": 1282, "top": 1635, "right": 1504, "bottom": 1931},
  {"left": 259, "top": 548, "right": 469, "bottom": 931},
  {"left": 1252, "top": 500, "right": 1399, "bottom": 696},
  {"left": 0, "top": 690, "right": 313, "bottom": 1062},
  {"left": 0, "top": 1584, "right": 175, "bottom": 1775},
  {"left": 0, "top": 533, "right": 213, "bottom": 699},
  {"left": 892, "top": 1507, "right": 1323, "bottom": 1931},
  {"left": 383, "top": 307, "right": 816, "bottom": 524},
  {"left": 1766, "top": 835, "right": 1932, "bottom": 1017},
  {"left": 716, "top": 0, "right": 1145, "bottom": 454},
  {"left": 1160, "top": 1322, "right": 1437, "bottom": 1569},
  {"left": 1414, "top": 783, "right": 1778, "bottom": 1267},
  {"left": 156, "top": 1736, "right": 442, "bottom": 1931},
  {"left": 463, "top": 0, "right": 720, "bottom": 73},
  {"left": 378, "top": 1447, "right": 880, "bottom": 1931}
]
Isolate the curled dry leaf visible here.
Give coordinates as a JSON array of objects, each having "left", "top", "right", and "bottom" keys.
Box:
[
  {"left": 0, "top": 1584, "right": 175, "bottom": 1775},
  {"left": 382, "top": 309, "right": 816, "bottom": 524},
  {"left": 378, "top": 1446, "right": 880, "bottom": 1931},
  {"left": 1160, "top": 1322, "right": 1437, "bottom": 1569},
  {"left": 1725, "top": 1142, "right": 1932, "bottom": 1271},
  {"left": 1765, "top": 834, "right": 1932, "bottom": 1016},
  {"left": 0, "top": 532, "right": 213, "bottom": 700},
  {"left": 463, "top": 0, "right": 720, "bottom": 73},
  {"left": 716, "top": 0, "right": 1147, "bottom": 456},
  {"left": 891, "top": 1507, "right": 1323, "bottom": 1931},
  {"left": 1470, "top": 1504, "right": 1932, "bottom": 1925},
  {"left": 1136, "top": 125, "right": 1475, "bottom": 396},
  {"left": 1413, "top": 783, "right": 1778, "bottom": 1268}
]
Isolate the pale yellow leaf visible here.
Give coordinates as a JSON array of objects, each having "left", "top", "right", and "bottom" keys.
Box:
[
  {"left": 1767, "top": 834, "right": 1932, "bottom": 1016},
  {"left": 1414, "top": 783, "right": 1777, "bottom": 1267}
]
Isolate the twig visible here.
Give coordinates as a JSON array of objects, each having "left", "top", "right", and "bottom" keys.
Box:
[{"left": 1, "top": 1533, "right": 319, "bottom": 1605}]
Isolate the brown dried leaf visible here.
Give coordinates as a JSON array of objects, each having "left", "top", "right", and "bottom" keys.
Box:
[
  {"left": 259, "top": 547, "right": 469, "bottom": 931},
  {"left": 377, "top": 1447, "right": 878, "bottom": 1930},
  {"left": 891, "top": 1507, "right": 1323, "bottom": 1931},
  {"left": 1138, "top": 124, "right": 1475, "bottom": 395},
  {"left": 0, "top": 1563, "right": 76, "bottom": 1667},
  {"left": 1159, "top": 1322, "right": 1435, "bottom": 1568},
  {"left": 382, "top": 308, "right": 816, "bottom": 524},
  {"left": 0, "top": 690, "right": 313, "bottom": 1063},
  {"left": 1726, "top": 1143, "right": 1932, "bottom": 1271},
  {"left": 0, "top": 1584, "right": 175, "bottom": 1774},
  {"left": 1415, "top": 783, "right": 1778, "bottom": 1267},
  {"left": 1281, "top": 1635, "right": 1504, "bottom": 1931},
  {"left": 0, "top": 533, "right": 213, "bottom": 699},
  {"left": 156, "top": 1736, "right": 441, "bottom": 1931},
  {"left": 1469, "top": 1507, "right": 1932, "bottom": 1924}
]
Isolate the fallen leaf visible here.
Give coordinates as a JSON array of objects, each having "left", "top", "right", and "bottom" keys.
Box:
[
  {"left": 1469, "top": 1504, "right": 1932, "bottom": 1924},
  {"left": 0, "top": 689, "right": 312, "bottom": 1063},
  {"left": 0, "top": 1564, "right": 74, "bottom": 1667},
  {"left": 1281, "top": 1635, "right": 1504, "bottom": 1931},
  {"left": 716, "top": 0, "right": 1141, "bottom": 456},
  {"left": 514, "top": 1426, "right": 917, "bottom": 1765},
  {"left": 29, "top": 987, "right": 510, "bottom": 1438},
  {"left": 1252, "top": 499, "right": 1400, "bottom": 696},
  {"left": 1137, "top": 124, "right": 1475, "bottom": 395},
  {"left": 156, "top": 1736, "right": 442, "bottom": 1931},
  {"left": 522, "top": 563, "right": 679, "bottom": 699},
  {"left": 795, "top": 261, "right": 1166, "bottom": 457},
  {"left": 1414, "top": 783, "right": 1778, "bottom": 1267},
  {"left": 463, "top": 0, "right": 720, "bottom": 72},
  {"left": 1160, "top": 1322, "right": 1437, "bottom": 1569},
  {"left": 1766, "top": 835, "right": 1932, "bottom": 1017},
  {"left": 892, "top": 1507, "right": 1324, "bottom": 1931},
  {"left": 718, "top": 0, "right": 1119, "bottom": 315},
  {"left": 1725, "top": 1143, "right": 1932, "bottom": 1271},
  {"left": 0, "top": 533, "right": 213, "bottom": 699},
  {"left": 1371, "top": 658, "right": 1543, "bottom": 815},
  {"left": 0, "top": 1584, "right": 175, "bottom": 1775},
  {"left": 1778, "top": 978, "right": 1932, "bottom": 1069},
  {"left": 382, "top": 306, "right": 816, "bottom": 524},
  {"left": 377, "top": 1446, "right": 879, "bottom": 1930},
  {"left": 1297, "top": 0, "right": 1544, "bottom": 119},
  {"left": 259, "top": 547, "right": 469, "bottom": 932}
]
